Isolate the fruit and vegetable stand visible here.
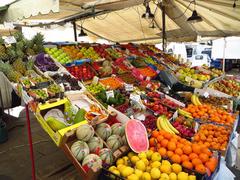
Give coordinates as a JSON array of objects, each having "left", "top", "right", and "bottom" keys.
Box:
[{"left": 0, "top": 33, "right": 239, "bottom": 180}]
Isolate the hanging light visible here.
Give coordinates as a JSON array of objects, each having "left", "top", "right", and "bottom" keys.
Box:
[
  {"left": 78, "top": 26, "right": 88, "bottom": 37},
  {"left": 142, "top": 3, "right": 154, "bottom": 19},
  {"left": 187, "top": 0, "right": 202, "bottom": 23},
  {"left": 150, "top": 22, "right": 156, "bottom": 29},
  {"left": 187, "top": 10, "right": 202, "bottom": 23}
]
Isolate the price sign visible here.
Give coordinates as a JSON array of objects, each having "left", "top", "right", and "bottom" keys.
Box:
[
  {"left": 92, "top": 76, "right": 99, "bottom": 85},
  {"left": 203, "top": 92, "right": 209, "bottom": 98},
  {"left": 130, "top": 93, "right": 141, "bottom": 102},
  {"left": 22, "top": 90, "right": 33, "bottom": 104},
  {"left": 106, "top": 90, "right": 114, "bottom": 100},
  {"left": 4, "top": 36, "right": 16, "bottom": 45},
  {"left": 125, "top": 83, "right": 134, "bottom": 91}
]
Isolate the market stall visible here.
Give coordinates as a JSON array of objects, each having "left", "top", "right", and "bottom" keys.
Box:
[{"left": 0, "top": 31, "right": 239, "bottom": 180}]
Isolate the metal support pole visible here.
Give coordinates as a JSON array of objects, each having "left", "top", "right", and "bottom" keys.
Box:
[
  {"left": 72, "top": 21, "right": 77, "bottom": 42},
  {"left": 161, "top": 4, "right": 166, "bottom": 52},
  {"left": 26, "top": 104, "right": 36, "bottom": 180},
  {"left": 222, "top": 37, "right": 226, "bottom": 72}
]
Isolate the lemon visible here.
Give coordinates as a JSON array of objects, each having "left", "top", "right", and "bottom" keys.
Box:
[
  {"left": 188, "top": 175, "right": 196, "bottom": 180},
  {"left": 121, "top": 166, "right": 134, "bottom": 177},
  {"left": 131, "top": 156, "right": 140, "bottom": 165},
  {"left": 141, "top": 158, "right": 149, "bottom": 166},
  {"left": 151, "top": 152, "right": 161, "bottom": 162},
  {"left": 145, "top": 166, "right": 151, "bottom": 173},
  {"left": 138, "top": 152, "right": 147, "bottom": 159},
  {"left": 162, "top": 160, "right": 171, "bottom": 167},
  {"left": 127, "top": 174, "right": 139, "bottom": 180},
  {"left": 160, "top": 164, "right": 172, "bottom": 174},
  {"left": 123, "top": 156, "right": 129, "bottom": 161},
  {"left": 116, "top": 158, "right": 124, "bottom": 166},
  {"left": 146, "top": 150, "right": 154, "bottom": 160},
  {"left": 128, "top": 152, "right": 136, "bottom": 159},
  {"left": 112, "top": 169, "right": 120, "bottom": 176},
  {"left": 150, "top": 167, "right": 161, "bottom": 179},
  {"left": 141, "top": 172, "right": 151, "bottom": 180},
  {"left": 134, "top": 169, "right": 143, "bottom": 178},
  {"left": 169, "top": 172, "right": 177, "bottom": 180},
  {"left": 171, "top": 163, "right": 182, "bottom": 174},
  {"left": 117, "top": 164, "right": 126, "bottom": 172},
  {"left": 177, "top": 172, "right": 188, "bottom": 180},
  {"left": 109, "top": 166, "right": 117, "bottom": 172},
  {"left": 161, "top": 173, "right": 170, "bottom": 179},
  {"left": 151, "top": 161, "right": 161, "bottom": 168},
  {"left": 136, "top": 160, "right": 146, "bottom": 171},
  {"left": 123, "top": 156, "right": 130, "bottom": 166}
]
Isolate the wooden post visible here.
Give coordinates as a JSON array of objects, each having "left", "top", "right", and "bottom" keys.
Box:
[
  {"left": 161, "top": 4, "right": 166, "bottom": 52},
  {"left": 72, "top": 21, "right": 77, "bottom": 42}
]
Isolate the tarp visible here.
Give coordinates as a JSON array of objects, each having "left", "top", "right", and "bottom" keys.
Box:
[{"left": 2, "top": 0, "right": 240, "bottom": 43}]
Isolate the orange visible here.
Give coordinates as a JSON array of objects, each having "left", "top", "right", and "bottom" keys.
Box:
[
  {"left": 150, "top": 147, "right": 155, "bottom": 152},
  {"left": 164, "top": 133, "right": 172, "bottom": 140},
  {"left": 183, "top": 145, "right": 192, "bottom": 155},
  {"left": 192, "top": 144, "right": 201, "bottom": 155},
  {"left": 167, "top": 142, "right": 176, "bottom": 151},
  {"left": 205, "top": 161, "right": 217, "bottom": 172},
  {"left": 177, "top": 143, "right": 184, "bottom": 148},
  {"left": 199, "top": 153, "right": 209, "bottom": 163},
  {"left": 202, "top": 148, "right": 212, "bottom": 156},
  {"left": 157, "top": 135, "right": 164, "bottom": 143},
  {"left": 152, "top": 130, "right": 159, "bottom": 138},
  {"left": 192, "top": 158, "right": 202, "bottom": 167},
  {"left": 170, "top": 138, "right": 178, "bottom": 143},
  {"left": 182, "top": 161, "right": 193, "bottom": 170},
  {"left": 195, "top": 164, "right": 206, "bottom": 174},
  {"left": 161, "top": 139, "right": 169, "bottom": 148},
  {"left": 171, "top": 154, "right": 181, "bottom": 164},
  {"left": 149, "top": 138, "right": 156, "bottom": 147},
  {"left": 175, "top": 148, "right": 183, "bottom": 156},
  {"left": 189, "top": 153, "right": 198, "bottom": 160},
  {"left": 181, "top": 155, "right": 190, "bottom": 162},
  {"left": 158, "top": 147, "right": 167, "bottom": 157},
  {"left": 167, "top": 151, "right": 174, "bottom": 158}
]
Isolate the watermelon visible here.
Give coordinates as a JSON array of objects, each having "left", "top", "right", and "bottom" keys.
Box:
[
  {"left": 106, "top": 135, "right": 122, "bottom": 152},
  {"left": 87, "top": 136, "right": 103, "bottom": 153},
  {"left": 76, "top": 124, "right": 94, "bottom": 142},
  {"left": 111, "top": 123, "right": 124, "bottom": 136},
  {"left": 96, "top": 123, "right": 112, "bottom": 140},
  {"left": 71, "top": 141, "right": 89, "bottom": 161},
  {"left": 125, "top": 119, "right": 149, "bottom": 153},
  {"left": 99, "top": 148, "right": 114, "bottom": 165},
  {"left": 82, "top": 154, "right": 102, "bottom": 172}
]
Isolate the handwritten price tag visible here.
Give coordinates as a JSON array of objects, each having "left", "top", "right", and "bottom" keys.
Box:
[
  {"left": 125, "top": 83, "right": 134, "bottom": 91},
  {"left": 4, "top": 36, "right": 16, "bottom": 45},
  {"left": 130, "top": 93, "right": 141, "bottom": 102},
  {"left": 106, "top": 90, "right": 114, "bottom": 100}
]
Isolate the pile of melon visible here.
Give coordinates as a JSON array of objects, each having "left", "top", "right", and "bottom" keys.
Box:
[{"left": 70, "top": 122, "right": 128, "bottom": 172}]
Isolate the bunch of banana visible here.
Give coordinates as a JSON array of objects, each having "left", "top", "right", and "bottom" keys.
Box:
[
  {"left": 178, "top": 108, "right": 193, "bottom": 119},
  {"left": 156, "top": 115, "right": 179, "bottom": 134},
  {"left": 191, "top": 94, "right": 202, "bottom": 105}
]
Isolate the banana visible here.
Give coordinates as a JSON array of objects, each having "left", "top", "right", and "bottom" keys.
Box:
[
  {"left": 158, "top": 116, "right": 174, "bottom": 134},
  {"left": 191, "top": 94, "right": 198, "bottom": 105},
  {"left": 178, "top": 108, "right": 193, "bottom": 119},
  {"left": 163, "top": 117, "right": 179, "bottom": 134},
  {"left": 156, "top": 118, "right": 162, "bottom": 130},
  {"left": 195, "top": 95, "right": 202, "bottom": 105}
]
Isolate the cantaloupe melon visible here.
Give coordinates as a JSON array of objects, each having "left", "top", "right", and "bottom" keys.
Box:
[
  {"left": 99, "top": 148, "right": 114, "bottom": 165},
  {"left": 111, "top": 123, "right": 124, "bottom": 136},
  {"left": 106, "top": 135, "right": 122, "bottom": 152},
  {"left": 70, "top": 141, "right": 89, "bottom": 161},
  {"left": 76, "top": 124, "right": 94, "bottom": 142},
  {"left": 87, "top": 136, "right": 103, "bottom": 153},
  {"left": 96, "top": 123, "right": 112, "bottom": 140},
  {"left": 82, "top": 154, "right": 102, "bottom": 172}
]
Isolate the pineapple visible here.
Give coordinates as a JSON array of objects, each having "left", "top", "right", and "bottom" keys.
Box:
[
  {"left": 12, "top": 58, "right": 26, "bottom": 74},
  {"left": 0, "top": 61, "right": 12, "bottom": 75},
  {"left": 26, "top": 58, "right": 34, "bottom": 70},
  {"left": 32, "top": 33, "right": 44, "bottom": 53},
  {"left": 6, "top": 71, "right": 22, "bottom": 83},
  {"left": 0, "top": 52, "right": 9, "bottom": 62},
  {"left": 13, "top": 32, "right": 24, "bottom": 42}
]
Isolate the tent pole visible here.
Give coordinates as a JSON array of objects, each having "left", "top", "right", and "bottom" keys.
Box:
[
  {"left": 72, "top": 21, "right": 77, "bottom": 42},
  {"left": 161, "top": 4, "right": 166, "bottom": 52},
  {"left": 222, "top": 37, "right": 226, "bottom": 72}
]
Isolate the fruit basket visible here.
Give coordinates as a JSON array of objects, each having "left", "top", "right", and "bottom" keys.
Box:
[
  {"left": 65, "top": 91, "right": 109, "bottom": 125},
  {"left": 35, "top": 98, "right": 88, "bottom": 146},
  {"left": 132, "top": 67, "right": 157, "bottom": 81},
  {"left": 66, "top": 63, "right": 97, "bottom": 81},
  {"left": 99, "top": 76, "right": 124, "bottom": 90},
  {"left": 117, "top": 73, "right": 138, "bottom": 85},
  {"left": 91, "top": 60, "right": 117, "bottom": 78}
]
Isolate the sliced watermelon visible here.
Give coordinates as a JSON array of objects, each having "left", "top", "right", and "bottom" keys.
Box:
[{"left": 125, "top": 119, "right": 149, "bottom": 153}]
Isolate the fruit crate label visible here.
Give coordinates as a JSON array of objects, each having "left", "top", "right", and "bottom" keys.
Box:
[
  {"left": 92, "top": 76, "right": 99, "bottom": 85},
  {"left": 22, "top": 90, "right": 33, "bottom": 104},
  {"left": 4, "top": 36, "right": 16, "bottom": 44},
  {"left": 106, "top": 90, "right": 114, "bottom": 100},
  {"left": 194, "top": 122, "right": 199, "bottom": 133},
  {"left": 125, "top": 83, "right": 134, "bottom": 91},
  {"left": 130, "top": 93, "right": 141, "bottom": 102}
]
